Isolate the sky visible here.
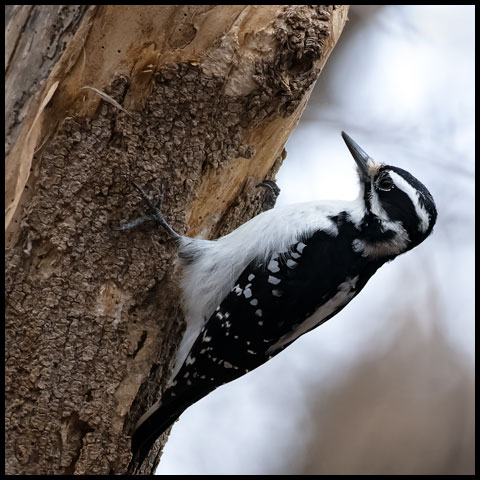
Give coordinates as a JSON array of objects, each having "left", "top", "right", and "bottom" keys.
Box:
[{"left": 156, "top": 5, "right": 475, "bottom": 475}]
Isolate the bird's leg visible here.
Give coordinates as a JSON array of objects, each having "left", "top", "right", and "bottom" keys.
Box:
[
  {"left": 114, "top": 181, "right": 181, "bottom": 240},
  {"left": 256, "top": 180, "right": 281, "bottom": 211}
]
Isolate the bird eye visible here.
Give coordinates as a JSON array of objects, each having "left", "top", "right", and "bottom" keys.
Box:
[{"left": 377, "top": 176, "right": 394, "bottom": 191}]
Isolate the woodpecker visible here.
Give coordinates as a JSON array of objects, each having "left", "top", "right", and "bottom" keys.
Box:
[{"left": 117, "top": 131, "right": 437, "bottom": 464}]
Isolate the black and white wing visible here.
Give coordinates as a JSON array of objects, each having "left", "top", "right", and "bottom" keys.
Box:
[{"left": 131, "top": 227, "right": 381, "bottom": 461}]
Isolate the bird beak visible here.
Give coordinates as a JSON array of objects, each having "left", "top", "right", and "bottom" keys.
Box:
[{"left": 341, "top": 131, "right": 375, "bottom": 181}]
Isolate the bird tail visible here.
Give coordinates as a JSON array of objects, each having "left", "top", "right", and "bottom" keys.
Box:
[
  {"left": 131, "top": 400, "right": 184, "bottom": 465},
  {"left": 130, "top": 382, "right": 213, "bottom": 465}
]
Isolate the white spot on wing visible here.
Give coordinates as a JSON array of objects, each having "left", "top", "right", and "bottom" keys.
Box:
[
  {"left": 185, "top": 354, "right": 196, "bottom": 365},
  {"left": 296, "top": 242, "right": 306, "bottom": 253},
  {"left": 267, "top": 259, "right": 280, "bottom": 273},
  {"left": 268, "top": 275, "right": 281, "bottom": 285}
]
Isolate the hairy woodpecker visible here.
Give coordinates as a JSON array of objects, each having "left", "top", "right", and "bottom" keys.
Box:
[{"left": 117, "top": 131, "right": 437, "bottom": 463}]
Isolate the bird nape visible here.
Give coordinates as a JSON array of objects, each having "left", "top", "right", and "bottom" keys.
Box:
[{"left": 117, "top": 131, "right": 437, "bottom": 465}]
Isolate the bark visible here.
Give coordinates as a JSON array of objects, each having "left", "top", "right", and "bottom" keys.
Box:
[{"left": 5, "top": 5, "right": 349, "bottom": 475}]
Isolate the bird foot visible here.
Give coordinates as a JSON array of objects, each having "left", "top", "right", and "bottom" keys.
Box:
[
  {"left": 114, "top": 181, "right": 180, "bottom": 240},
  {"left": 256, "top": 180, "right": 281, "bottom": 210}
]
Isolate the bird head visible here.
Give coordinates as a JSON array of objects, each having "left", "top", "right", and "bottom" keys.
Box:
[{"left": 341, "top": 131, "right": 437, "bottom": 255}]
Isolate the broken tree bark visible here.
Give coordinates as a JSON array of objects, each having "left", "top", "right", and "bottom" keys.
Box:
[{"left": 5, "top": 5, "right": 349, "bottom": 475}]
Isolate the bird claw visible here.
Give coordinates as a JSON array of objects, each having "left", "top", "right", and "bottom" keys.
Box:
[
  {"left": 256, "top": 180, "right": 281, "bottom": 210},
  {"left": 130, "top": 181, "right": 163, "bottom": 213},
  {"left": 114, "top": 181, "right": 180, "bottom": 240}
]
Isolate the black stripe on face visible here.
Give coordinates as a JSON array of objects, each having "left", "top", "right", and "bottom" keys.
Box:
[
  {"left": 362, "top": 179, "right": 373, "bottom": 212},
  {"left": 376, "top": 165, "right": 437, "bottom": 244},
  {"left": 386, "top": 166, "right": 437, "bottom": 227}
]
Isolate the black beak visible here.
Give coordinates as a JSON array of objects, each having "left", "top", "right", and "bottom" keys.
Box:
[{"left": 341, "top": 131, "right": 371, "bottom": 180}]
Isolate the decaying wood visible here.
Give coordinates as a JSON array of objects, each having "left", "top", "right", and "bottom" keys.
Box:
[{"left": 5, "top": 5, "right": 348, "bottom": 475}]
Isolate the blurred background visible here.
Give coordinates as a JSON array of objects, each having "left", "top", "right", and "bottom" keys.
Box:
[{"left": 157, "top": 5, "right": 475, "bottom": 475}]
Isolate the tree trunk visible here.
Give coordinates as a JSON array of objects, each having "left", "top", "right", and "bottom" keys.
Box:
[{"left": 5, "top": 5, "right": 348, "bottom": 475}]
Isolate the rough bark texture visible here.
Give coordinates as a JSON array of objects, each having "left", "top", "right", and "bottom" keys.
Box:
[{"left": 5, "top": 5, "right": 348, "bottom": 475}]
